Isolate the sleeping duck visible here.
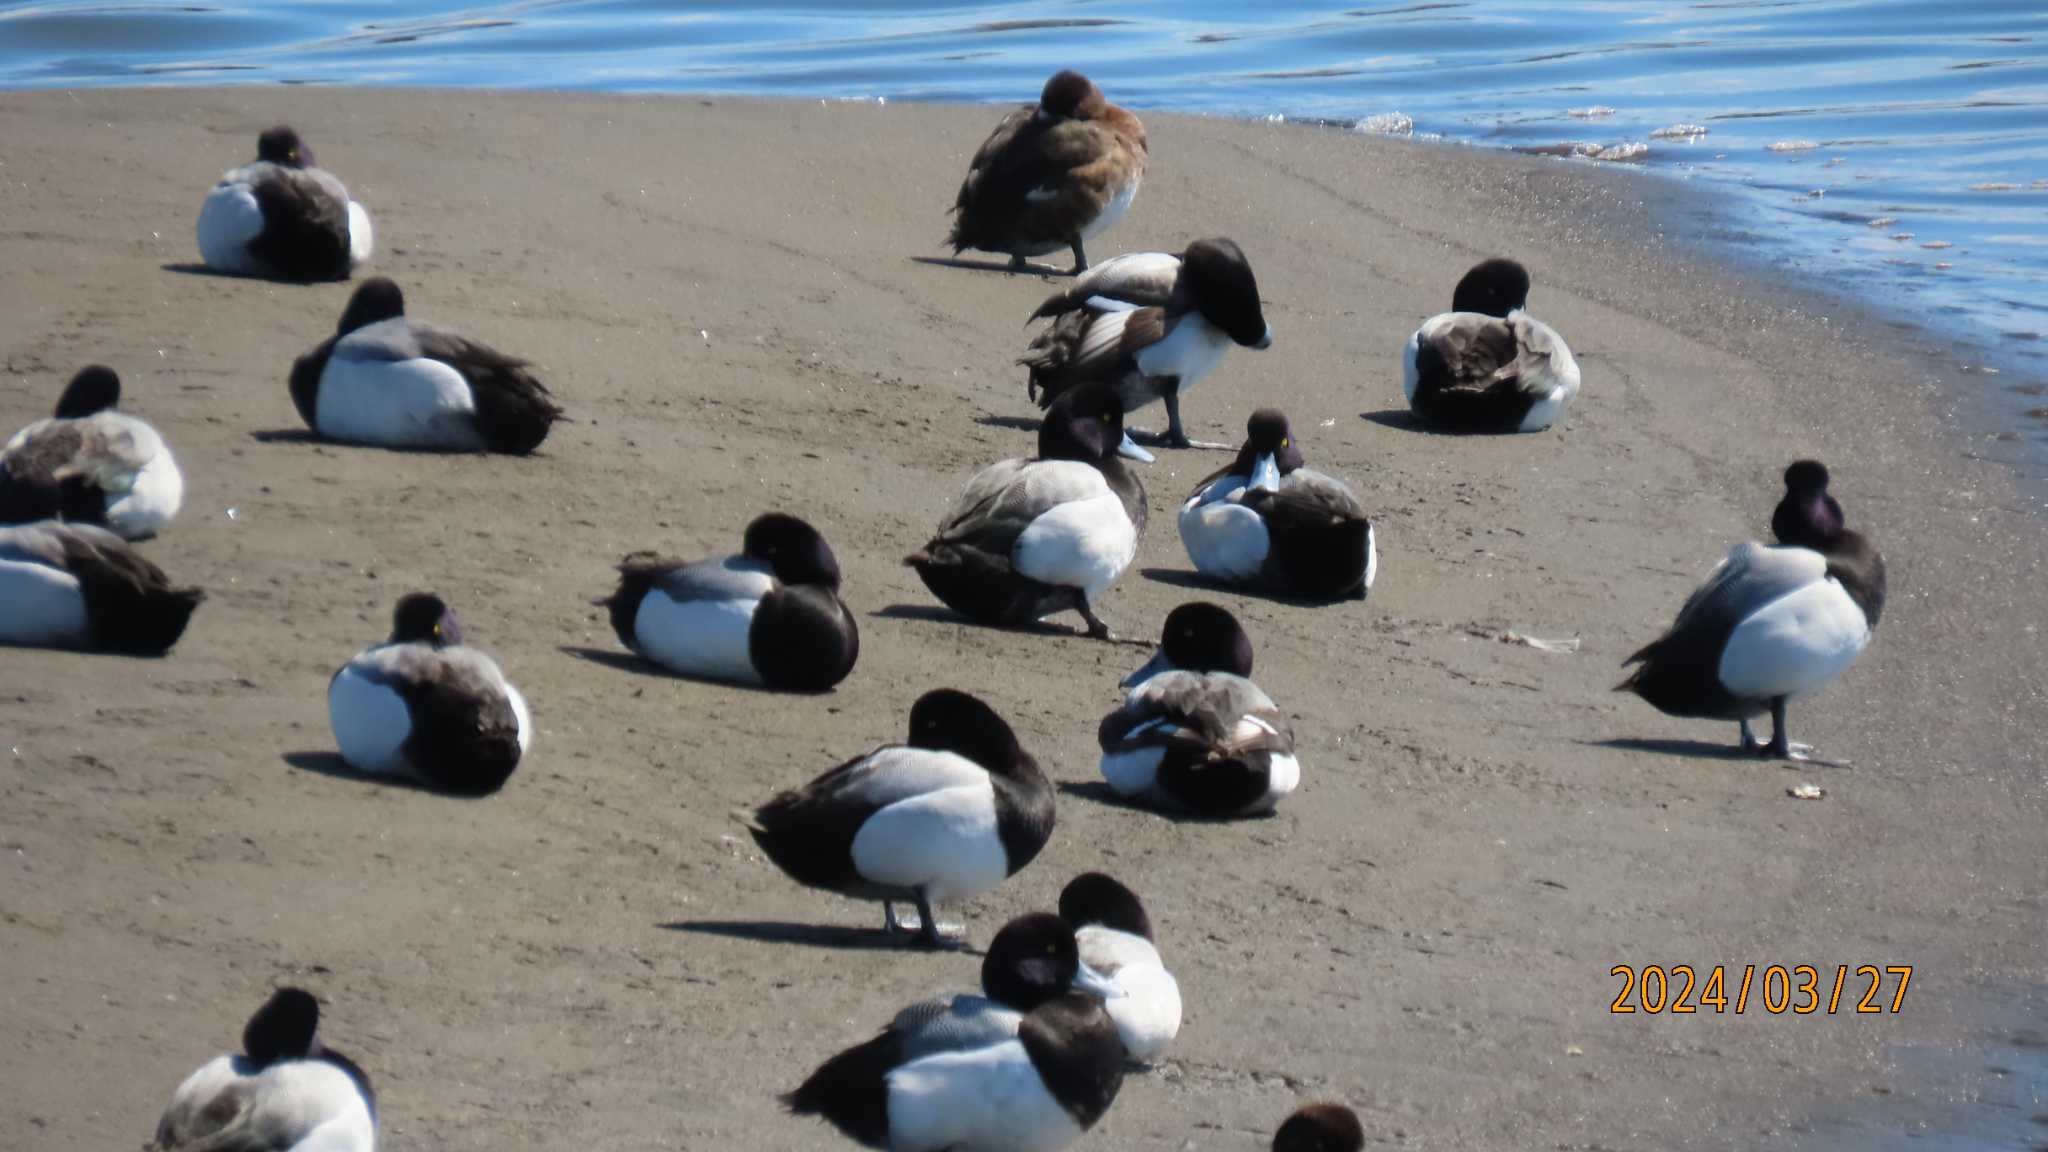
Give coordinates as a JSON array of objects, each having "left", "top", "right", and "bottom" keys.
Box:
[
  {"left": 1620, "top": 460, "right": 1885, "bottom": 760},
  {"left": 948, "top": 70, "right": 1148, "bottom": 275},
  {"left": 290, "top": 277, "right": 562, "bottom": 454},
  {"left": 1021, "top": 240, "right": 1271, "bottom": 460},
  {"left": 328, "top": 592, "right": 531, "bottom": 796},
  {"left": 1401, "top": 258, "right": 1580, "bottom": 433},
  {"left": 787, "top": 913, "right": 1125, "bottom": 1151},
  {"left": 0, "top": 366, "right": 184, "bottom": 539},
  {"left": 150, "top": 987, "right": 375, "bottom": 1152},
  {"left": 197, "top": 126, "right": 373, "bottom": 281},
  {"left": 1179, "top": 409, "right": 1376, "bottom": 599},
  {"left": 1058, "top": 873, "right": 1181, "bottom": 1065},
  {"left": 749, "top": 689, "right": 1053, "bottom": 948},
  {"left": 0, "top": 520, "right": 202, "bottom": 654},
  {"left": 906, "top": 381, "right": 1145, "bottom": 640},
  {"left": 1274, "top": 1104, "right": 1365, "bottom": 1152},
  {"left": 1099, "top": 602, "right": 1299, "bottom": 817},
  {"left": 605, "top": 513, "right": 858, "bottom": 692}
]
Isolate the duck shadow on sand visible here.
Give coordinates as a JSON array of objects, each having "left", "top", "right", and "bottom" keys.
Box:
[
  {"left": 873, "top": 605, "right": 1152, "bottom": 648},
  {"left": 1057, "top": 780, "right": 1280, "bottom": 822},
  {"left": 250, "top": 429, "right": 320, "bottom": 444},
  {"left": 908, "top": 255, "right": 1072, "bottom": 277},
  {"left": 664, "top": 919, "right": 982, "bottom": 954},
  {"left": 974, "top": 414, "right": 1042, "bottom": 434},
  {"left": 159, "top": 262, "right": 237, "bottom": 278},
  {"left": 556, "top": 646, "right": 805, "bottom": 695},
  {"left": 1583, "top": 737, "right": 1852, "bottom": 769},
  {"left": 282, "top": 750, "right": 469, "bottom": 796},
  {"left": 1139, "top": 567, "right": 1367, "bottom": 608}
]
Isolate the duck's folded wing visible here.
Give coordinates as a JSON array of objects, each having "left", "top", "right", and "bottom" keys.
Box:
[
  {"left": 931, "top": 459, "right": 1104, "bottom": 557},
  {"left": 955, "top": 105, "right": 1037, "bottom": 209},
  {"left": 0, "top": 420, "right": 85, "bottom": 520},
  {"left": 787, "top": 746, "right": 991, "bottom": 814},
  {"left": 1635, "top": 542, "right": 1828, "bottom": 660},
  {"left": 1020, "top": 307, "right": 1164, "bottom": 400},
  {"left": 891, "top": 995, "right": 1026, "bottom": 1061},
  {"left": 644, "top": 556, "right": 776, "bottom": 604},
  {"left": 1100, "top": 670, "right": 1281, "bottom": 748},
  {"left": 1258, "top": 469, "right": 1367, "bottom": 521},
  {"left": 1030, "top": 252, "right": 1181, "bottom": 320},
  {"left": 412, "top": 325, "right": 560, "bottom": 408},
  {"left": 1412, "top": 313, "right": 1533, "bottom": 397}
]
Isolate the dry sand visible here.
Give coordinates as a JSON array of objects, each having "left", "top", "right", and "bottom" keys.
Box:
[{"left": 0, "top": 88, "right": 2043, "bottom": 1151}]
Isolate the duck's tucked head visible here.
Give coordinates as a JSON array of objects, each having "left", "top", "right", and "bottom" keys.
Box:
[
  {"left": 1123, "top": 601, "right": 1254, "bottom": 687},
  {"left": 54, "top": 365, "right": 121, "bottom": 419},
  {"left": 391, "top": 592, "right": 461, "bottom": 648},
  {"left": 1040, "top": 381, "right": 1125, "bottom": 463},
  {"left": 985, "top": 912, "right": 1123, "bottom": 1009},
  {"left": 1233, "top": 408, "right": 1306, "bottom": 491},
  {"left": 338, "top": 277, "right": 406, "bottom": 336},
  {"left": 906, "top": 688, "right": 1022, "bottom": 772},
  {"left": 1273, "top": 1103, "right": 1365, "bottom": 1152},
  {"left": 1182, "top": 239, "right": 1271, "bottom": 349},
  {"left": 1038, "top": 70, "right": 1104, "bottom": 121},
  {"left": 1772, "top": 458, "right": 1845, "bottom": 548},
  {"left": 1450, "top": 258, "right": 1531, "bottom": 317},
  {"left": 743, "top": 513, "right": 842, "bottom": 589},
  {"left": 242, "top": 987, "right": 322, "bottom": 1067},
  {"left": 257, "top": 126, "right": 312, "bottom": 169},
  {"left": 1058, "top": 872, "right": 1154, "bottom": 941}
]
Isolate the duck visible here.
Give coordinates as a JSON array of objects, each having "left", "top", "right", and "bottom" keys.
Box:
[
  {"left": 289, "top": 277, "right": 562, "bottom": 454},
  {"left": 948, "top": 70, "right": 1148, "bottom": 275},
  {"left": 906, "top": 381, "right": 1144, "bottom": 640},
  {"left": 604, "top": 512, "right": 858, "bottom": 691},
  {"left": 1273, "top": 1103, "right": 1365, "bottom": 1152},
  {"left": 1099, "top": 602, "right": 1299, "bottom": 817},
  {"left": 1021, "top": 240, "right": 1271, "bottom": 461},
  {"left": 196, "top": 126, "right": 373, "bottom": 281},
  {"left": 1401, "top": 258, "right": 1580, "bottom": 433},
  {"left": 1179, "top": 409, "right": 1376, "bottom": 599},
  {"left": 749, "top": 689, "right": 1053, "bottom": 948},
  {"left": 150, "top": 987, "right": 376, "bottom": 1152},
  {"left": 328, "top": 592, "right": 531, "bottom": 796},
  {"left": 0, "top": 365, "right": 184, "bottom": 539},
  {"left": 787, "top": 914, "right": 1126, "bottom": 1152},
  {"left": 1620, "top": 461, "right": 1885, "bottom": 760},
  {"left": 1058, "top": 873, "right": 1181, "bottom": 1064},
  {"left": 0, "top": 520, "right": 202, "bottom": 654}
]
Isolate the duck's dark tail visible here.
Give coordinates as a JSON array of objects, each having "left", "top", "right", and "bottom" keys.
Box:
[{"left": 784, "top": 1028, "right": 902, "bottom": 1149}]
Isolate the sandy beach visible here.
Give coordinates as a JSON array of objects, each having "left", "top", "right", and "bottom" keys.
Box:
[{"left": 0, "top": 88, "right": 2042, "bottom": 1150}]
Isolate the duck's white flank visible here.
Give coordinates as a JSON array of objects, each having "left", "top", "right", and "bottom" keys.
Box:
[
  {"left": 347, "top": 201, "right": 374, "bottom": 268},
  {"left": 104, "top": 420, "right": 184, "bottom": 539},
  {"left": 885, "top": 1039, "right": 1084, "bottom": 1152},
  {"left": 1076, "top": 925, "right": 1181, "bottom": 1062},
  {"left": 1179, "top": 475, "right": 1269, "bottom": 581},
  {"left": 1718, "top": 577, "right": 1870, "bottom": 701},
  {"left": 0, "top": 558, "right": 87, "bottom": 647},
  {"left": 1012, "top": 464, "right": 1136, "bottom": 604},
  {"left": 196, "top": 178, "right": 265, "bottom": 273},
  {"left": 633, "top": 578, "right": 767, "bottom": 684},
  {"left": 160, "top": 1054, "right": 374, "bottom": 1152},
  {"left": 1133, "top": 315, "right": 1230, "bottom": 392},
  {"left": 848, "top": 766, "right": 1009, "bottom": 904},
  {"left": 329, "top": 663, "right": 413, "bottom": 775},
  {"left": 316, "top": 352, "right": 484, "bottom": 451},
  {"left": 1081, "top": 178, "right": 1140, "bottom": 241}
]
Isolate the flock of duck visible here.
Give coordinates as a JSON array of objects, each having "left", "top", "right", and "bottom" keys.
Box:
[{"left": 0, "top": 70, "right": 1889, "bottom": 1152}]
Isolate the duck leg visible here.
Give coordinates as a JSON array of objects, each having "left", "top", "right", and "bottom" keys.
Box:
[
  {"left": 1070, "top": 237, "right": 1089, "bottom": 275},
  {"left": 1071, "top": 589, "right": 1113, "bottom": 641},
  {"left": 896, "top": 888, "right": 965, "bottom": 950},
  {"left": 1747, "top": 698, "right": 1816, "bottom": 761},
  {"left": 1131, "top": 392, "right": 1232, "bottom": 450}
]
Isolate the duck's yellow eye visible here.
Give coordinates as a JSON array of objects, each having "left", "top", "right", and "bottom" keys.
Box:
[
  {"left": 1281, "top": 438, "right": 1290, "bottom": 447},
  {"left": 432, "top": 624, "right": 442, "bottom": 637},
  {"left": 1100, "top": 413, "right": 1112, "bottom": 423}
]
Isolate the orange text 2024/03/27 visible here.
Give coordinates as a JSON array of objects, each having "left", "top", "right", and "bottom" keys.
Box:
[{"left": 1609, "top": 964, "right": 1914, "bottom": 1015}]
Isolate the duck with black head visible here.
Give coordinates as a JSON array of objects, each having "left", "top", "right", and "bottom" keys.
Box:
[
  {"left": 150, "top": 987, "right": 376, "bottom": 1152},
  {"left": 605, "top": 512, "right": 858, "bottom": 691},
  {"left": 1099, "top": 602, "right": 1300, "bottom": 817},
  {"left": 749, "top": 689, "right": 1053, "bottom": 948},
  {"left": 907, "top": 381, "right": 1145, "bottom": 640},
  {"left": 0, "top": 520, "right": 203, "bottom": 654},
  {"left": 948, "top": 70, "right": 1148, "bottom": 275},
  {"left": 328, "top": 592, "right": 531, "bottom": 796},
  {"left": 1021, "top": 238, "right": 1272, "bottom": 460},
  {"left": 197, "top": 126, "right": 372, "bottom": 281},
  {"left": 0, "top": 365, "right": 184, "bottom": 540},
  {"left": 1273, "top": 1103, "right": 1365, "bottom": 1152},
  {"left": 786, "top": 912, "right": 1126, "bottom": 1151},
  {"left": 1401, "top": 258, "right": 1580, "bottom": 433},
  {"left": 1058, "top": 873, "right": 1181, "bottom": 1065},
  {"left": 289, "top": 277, "right": 563, "bottom": 454},
  {"left": 1620, "top": 460, "right": 1886, "bottom": 760},
  {"left": 1179, "top": 408, "right": 1376, "bottom": 599}
]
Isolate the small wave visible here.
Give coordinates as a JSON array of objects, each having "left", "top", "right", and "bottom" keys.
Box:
[
  {"left": 1767, "top": 140, "right": 1820, "bottom": 152},
  {"left": 1970, "top": 182, "right": 2022, "bottom": 192},
  {"left": 1869, "top": 217, "right": 1898, "bottom": 228},
  {"left": 1567, "top": 105, "right": 1616, "bottom": 119},
  {"left": 1650, "top": 123, "right": 1708, "bottom": 140},
  {"left": 1353, "top": 112, "right": 1414, "bottom": 135}
]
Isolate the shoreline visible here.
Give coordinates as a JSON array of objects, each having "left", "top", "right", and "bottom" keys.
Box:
[{"left": 1, "top": 88, "right": 2043, "bottom": 1150}]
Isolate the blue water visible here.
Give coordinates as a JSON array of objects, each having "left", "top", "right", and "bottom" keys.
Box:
[{"left": 1, "top": 0, "right": 2045, "bottom": 373}]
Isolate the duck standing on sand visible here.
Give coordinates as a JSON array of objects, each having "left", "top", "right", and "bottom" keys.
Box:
[
  {"left": 328, "top": 592, "right": 532, "bottom": 796},
  {"left": 290, "top": 278, "right": 562, "bottom": 454},
  {"left": 0, "top": 520, "right": 202, "bottom": 654},
  {"left": 949, "top": 70, "right": 1147, "bottom": 275},
  {"left": 907, "top": 381, "right": 1144, "bottom": 640},
  {"left": 0, "top": 366, "right": 184, "bottom": 540},
  {"left": 1402, "top": 258, "right": 1580, "bottom": 432},
  {"left": 197, "top": 126, "right": 373, "bottom": 281},
  {"left": 1620, "top": 461, "right": 1885, "bottom": 760},
  {"left": 749, "top": 689, "right": 1053, "bottom": 948},
  {"left": 150, "top": 987, "right": 376, "bottom": 1152},
  {"left": 1058, "top": 873, "right": 1181, "bottom": 1064},
  {"left": 1021, "top": 240, "right": 1271, "bottom": 460},
  {"left": 1179, "top": 408, "right": 1376, "bottom": 599}
]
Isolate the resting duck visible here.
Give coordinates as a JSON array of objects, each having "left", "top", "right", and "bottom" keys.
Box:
[
  {"left": 1401, "top": 258, "right": 1580, "bottom": 432},
  {"left": 1179, "top": 409, "right": 1376, "bottom": 599},
  {"left": 605, "top": 513, "right": 858, "bottom": 692},
  {"left": 0, "top": 366, "right": 184, "bottom": 539},
  {"left": 290, "top": 277, "right": 562, "bottom": 454},
  {"left": 749, "top": 689, "right": 1053, "bottom": 947},
  {"left": 948, "top": 70, "right": 1148, "bottom": 274},
  {"left": 1021, "top": 240, "right": 1270, "bottom": 460},
  {"left": 150, "top": 987, "right": 375, "bottom": 1152},
  {"left": 787, "top": 913, "right": 1125, "bottom": 1152},
  {"left": 1058, "top": 873, "right": 1181, "bottom": 1064},
  {"left": 1099, "top": 602, "right": 1299, "bottom": 817},
  {"left": 1274, "top": 1104, "right": 1365, "bottom": 1152},
  {"left": 906, "top": 381, "right": 1145, "bottom": 640},
  {"left": 0, "top": 520, "right": 202, "bottom": 654},
  {"left": 197, "top": 126, "right": 373, "bottom": 281},
  {"left": 1620, "top": 461, "right": 1885, "bottom": 760},
  {"left": 328, "top": 593, "right": 531, "bottom": 796}
]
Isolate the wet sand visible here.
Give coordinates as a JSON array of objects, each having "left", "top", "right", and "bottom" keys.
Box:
[{"left": 0, "top": 88, "right": 2042, "bottom": 1150}]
